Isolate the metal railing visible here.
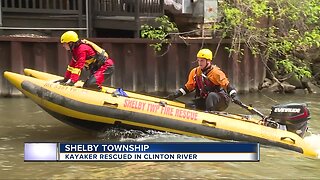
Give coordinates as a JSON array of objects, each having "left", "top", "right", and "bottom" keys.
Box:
[
  {"left": 0, "top": 0, "right": 164, "bottom": 37},
  {"left": 95, "top": 0, "right": 164, "bottom": 17},
  {"left": 1, "top": 0, "right": 81, "bottom": 14},
  {"left": 0, "top": 0, "right": 88, "bottom": 35}
]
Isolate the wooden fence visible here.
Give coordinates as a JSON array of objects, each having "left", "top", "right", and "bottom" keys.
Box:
[{"left": 0, "top": 37, "right": 265, "bottom": 96}]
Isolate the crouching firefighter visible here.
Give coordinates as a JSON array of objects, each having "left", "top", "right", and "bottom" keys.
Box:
[
  {"left": 166, "top": 48, "right": 240, "bottom": 112},
  {"left": 57, "top": 31, "right": 115, "bottom": 91}
]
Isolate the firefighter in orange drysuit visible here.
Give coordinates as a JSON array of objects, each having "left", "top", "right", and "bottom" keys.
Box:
[
  {"left": 166, "top": 48, "right": 240, "bottom": 111},
  {"left": 57, "top": 31, "right": 114, "bottom": 91}
]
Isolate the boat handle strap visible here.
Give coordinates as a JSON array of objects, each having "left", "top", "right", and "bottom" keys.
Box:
[
  {"left": 103, "top": 101, "right": 118, "bottom": 108},
  {"left": 280, "top": 137, "right": 296, "bottom": 144},
  {"left": 202, "top": 120, "right": 217, "bottom": 127}
]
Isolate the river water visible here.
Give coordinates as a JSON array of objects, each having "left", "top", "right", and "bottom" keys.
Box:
[{"left": 1, "top": 92, "right": 320, "bottom": 179}]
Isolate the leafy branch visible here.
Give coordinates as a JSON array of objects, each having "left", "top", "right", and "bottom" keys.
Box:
[
  {"left": 214, "top": 0, "right": 320, "bottom": 81},
  {"left": 140, "top": 15, "right": 178, "bottom": 52}
]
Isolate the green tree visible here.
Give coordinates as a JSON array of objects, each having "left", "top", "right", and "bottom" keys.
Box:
[{"left": 214, "top": 0, "right": 320, "bottom": 86}]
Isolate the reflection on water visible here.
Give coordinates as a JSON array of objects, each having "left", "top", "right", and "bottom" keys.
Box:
[{"left": 1, "top": 93, "right": 320, "bottom": 179}]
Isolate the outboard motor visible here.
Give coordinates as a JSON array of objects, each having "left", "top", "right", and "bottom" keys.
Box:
[{"left": 268, "top": 103, "right": 310, "bottom": 137}]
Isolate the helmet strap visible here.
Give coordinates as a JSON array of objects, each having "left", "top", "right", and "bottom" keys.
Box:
[
  {"left": 201, "top": 61, "right": 211, "bottom": 70},
  {"left": 202, "top": 64, "right": 208, "bottom": 71},
  {"left": 69, "top": 42, "right": 78, "bottom": 50},
  {"left": 67, "top": 42, "right": 72, "bottom": 50}
]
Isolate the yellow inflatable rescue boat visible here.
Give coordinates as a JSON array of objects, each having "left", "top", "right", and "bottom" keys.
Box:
[{"left": 3, "top": 69, "right": 318, "bottom": 158}]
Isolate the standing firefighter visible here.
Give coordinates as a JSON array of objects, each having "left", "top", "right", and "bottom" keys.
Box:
[
  {"left": 166, "top": 48, "right": 240, "bottom": 111},
  {"left": 58, "top": 31, "right": 114, "bottom": 91}
]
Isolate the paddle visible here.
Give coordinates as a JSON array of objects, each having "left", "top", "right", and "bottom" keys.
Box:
[
  {"left": 232, "top": 99, "right": 266, "bottom": 119},
  {"left": 232, "top": 98, "right": 288, "bottom": 130}
]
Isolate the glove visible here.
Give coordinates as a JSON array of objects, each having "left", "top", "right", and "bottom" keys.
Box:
[
  {"left": 53, "top": 78, "right": 67, "bottom": 84},
  {"left": 60, "top": 79, "right": 75, "bottom": 86},
  {"left": 165, "top": 89, "right": 183, "bottom": 100},
  {"left": 229, "top": 90, "right": 241, "bottom": 105}
]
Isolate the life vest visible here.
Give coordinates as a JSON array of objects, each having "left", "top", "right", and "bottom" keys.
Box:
[
  {"left": 81, "top": 39, "right": 109, "bottom": 69},
  {"left": 194, "top": 66, "right": 223, "bottom": 98}
]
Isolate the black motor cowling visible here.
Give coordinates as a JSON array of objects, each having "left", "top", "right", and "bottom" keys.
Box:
[{"left": 268, "top": 103, "right": 310, "bottom": 137}]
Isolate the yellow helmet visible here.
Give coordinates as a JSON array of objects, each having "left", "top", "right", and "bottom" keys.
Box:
[
  {"left": 197, "top": 48, "right": 212, "bottom": 61},
  {"left": 60, "top": 31, "right": 79, "bottom": 43}
]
